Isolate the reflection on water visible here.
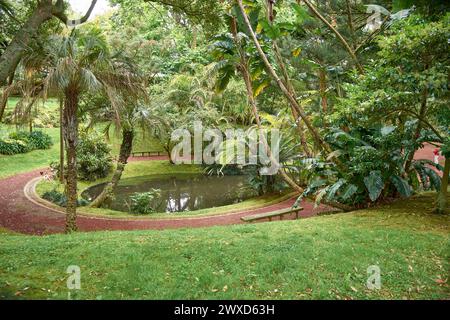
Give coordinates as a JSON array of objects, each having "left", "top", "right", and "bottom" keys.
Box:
[{"left": 82, "top": 174, "right": 258, "bottom": 214}]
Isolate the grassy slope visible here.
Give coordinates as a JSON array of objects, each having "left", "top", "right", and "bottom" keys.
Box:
[{"left": 0, "top": 193, "right": 448, "bottom": 300}]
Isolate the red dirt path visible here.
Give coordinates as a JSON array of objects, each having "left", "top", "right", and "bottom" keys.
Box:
[
  {"left": 0, "top": 160, "right": 327, "bottom": 235},
  {"left": 0, "top": 145, "right": 442, "bottom": 236}
]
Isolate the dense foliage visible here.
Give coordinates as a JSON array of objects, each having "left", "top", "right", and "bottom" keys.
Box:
[
  {"left": 0, "top": 130, "right": 52, "bottom": 155},
  {"left": 76, "top": 132, "right": 114, "bottom": 182},
  {"left": 42, "top": 189, "right": 89, "bottom": 207},
  {"left": 1, "top": 0, "right": 448, "bottom": 230},
  {"left": 128, "top": 189, "right": 162, "bottom": 214}
]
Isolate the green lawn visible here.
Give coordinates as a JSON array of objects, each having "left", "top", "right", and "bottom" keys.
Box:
[
  {"left": 0, "top": 193, "right": 448, "bottom": 300},
  {"left": 0, "top": 127, "right": 60, "bottom": 179}
]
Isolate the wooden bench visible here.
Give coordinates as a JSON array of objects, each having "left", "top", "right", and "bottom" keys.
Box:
[
  {"left": 131, "top": 151, "right": 165, "bottom": 157},
  {"left": 241, "top": 207, "right": 304, "bottom": 223}
]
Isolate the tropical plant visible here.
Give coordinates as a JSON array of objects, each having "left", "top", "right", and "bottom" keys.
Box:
[
  {"left": 0, "top": 138, "right": 28, "bottom": 155},
  {"left": 296, "top": 125, "right": 444, "bottom": 209},
  {"left": 128, "top": 189, "right": 162, "bottom": 214},
  {"left": 0, "top": 0, "right": 98, "bottom": 86},
  {"left": 76, "top": 131, "right": 113, "bottom": 181},
  {"left": 9, "top": 131, "right": 53, "bottom": 150},
  {"left": 32, "top": 27, "right": 144, "bottom": 232},
  {"left": 42, "top": 189, "right": 89, "bottom": 208}
]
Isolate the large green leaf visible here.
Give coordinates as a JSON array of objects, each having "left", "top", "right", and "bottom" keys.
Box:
[
  {"left": 326, "top": 179, "right": 346, "bottom": 201},
  {"left": 252, "top": 78, "right": 271, "bottom": 97},
  {"left": 424, "top": 168, "right": 442, "bottom": 191},
  {"left": 341, "top": 184, "right": 358, "bottom": 201},
  {"left": 214, "top": 65, "right": 234, "bottom": 93},
  {"left": 258, "top": 19, "right": 281, "bottom": 39},
  {"left": 414, "top": 164, "right": 429, "bottom": 189},
  {"left": 390, "top": 175, "right": 412, "bottom": 197},
  {"left": 364, "top": 171, "right": 385, "bottom": 202},
  {"left": 393, "top": 0, "right": 415, "bottom": 11},
  {"left": 292, "top": 3, "right": 312, "bottom": 24},
  {"left": 315, "top": 187, "right": 329, "bottom": 208},
  {"left": 381, "top": 125, "right": 397, "bottom": 136}
]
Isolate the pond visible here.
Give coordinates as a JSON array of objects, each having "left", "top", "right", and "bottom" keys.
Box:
[{"left": 82, "top": 174, "right": 259, "bottom": 214}]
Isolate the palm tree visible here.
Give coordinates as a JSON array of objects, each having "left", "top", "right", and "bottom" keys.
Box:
[{"left": 37, "top": 27, "right": 142, "bottom": 233}]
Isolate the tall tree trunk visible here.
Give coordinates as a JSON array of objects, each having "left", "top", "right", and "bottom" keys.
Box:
[
  {"left": 0, "top": 90, "right": 9, "bottom": 123},
  {"left": 0, "top": 1, "right": 54, "bottom": 86},
  {"left": 230, "top": 15, "right": 304, "bottom": 194},
  {"left": 0, "top": 76, "right": 14, "bottom": 122},
  {"left": 90, "top": 129, "right": 134, "bottom": 208},
  {"left": 59, "top": 98, "right": 65, "bottom": 184},
  {"left": 319, "top": 68, "right": 328, "bottom": 114},
  {"left": 272, "top": 41, "right": 312, "bottom": 157},
  {"left": 241, "top": 62, "right": 304, "bottom": 194},
  {"left": 345, "top": 0, "right": 356, "bottom": 49},
  {"left": 436, "top": 156, "right": 449, "bottom": 214},
  {"left": 63, "top": 87, "right": 80, "bottom": 233},
  {"left": 405, "top": 88, "right": 428, "bottom": 174}
]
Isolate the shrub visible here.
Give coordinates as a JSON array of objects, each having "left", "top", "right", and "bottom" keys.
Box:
[
  {"left": 4, "top": 131, "right": 53, "bottom": 153},
  {"left": 128, "top": 189, "right": 162, "bottom": 214},
  {"left": 8, "top": 131, "right": 30, "bottom": 142},
  {"left": 0, "top": 138, "right": 29, "bottom": 155},
  {"left": 27, "top": 131, "right": 53, "bottom": 150},
  {"left": 77, "top": 132, "right": 113, "bottom": 181},
  {"left": 42, "top": 190, "right": 89, "bottom": 207}
]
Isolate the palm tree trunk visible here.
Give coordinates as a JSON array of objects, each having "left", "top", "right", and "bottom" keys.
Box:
[
  {"left": 59, "top": 98, "right": 65, "bottom": 183},
  {"left": 63, "top": 87, "right": 79, "bottom": 233},
  {"left": 319, "top": 68, "right": 328, "bottom": 114},
  {"left": 90, "top": 129, "right": 134, "bottom": 208},
  {"left": 0, "top": 74, "right": 15, "bottom": 122},
  {"left": 436, "top": 156, "right": 449, "bottom": 214},
  {"left": 405, "top": 88, "right": 428, "bottom": 174},
  {"left": 0, "top": 92, "right": 8, "bottom": 123},
  {"left": 0, "top": 92, "right": 7, "bottom": 123}
]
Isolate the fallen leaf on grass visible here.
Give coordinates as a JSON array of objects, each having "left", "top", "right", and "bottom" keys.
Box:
[{"left": 435, "top": 278, "right": 447, "bottom": 285}]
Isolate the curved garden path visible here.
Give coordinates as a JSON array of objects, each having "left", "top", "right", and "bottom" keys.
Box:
[
  {"left": 0, "top": 144, "right": 441, "bottom": 235},
  {"left": 0, "top": 159, "right": 327, "bottom": 235}
]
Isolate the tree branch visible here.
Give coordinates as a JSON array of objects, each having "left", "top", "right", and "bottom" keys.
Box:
[
  {"left": 53, "top": 0, "right": 98, "bottom": 26},
  {"left": 236, "top": 0, "right": 332, "bottom": 155},
  {"left": 300, "top": 0, "right": 364, "bottom": 74}
]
